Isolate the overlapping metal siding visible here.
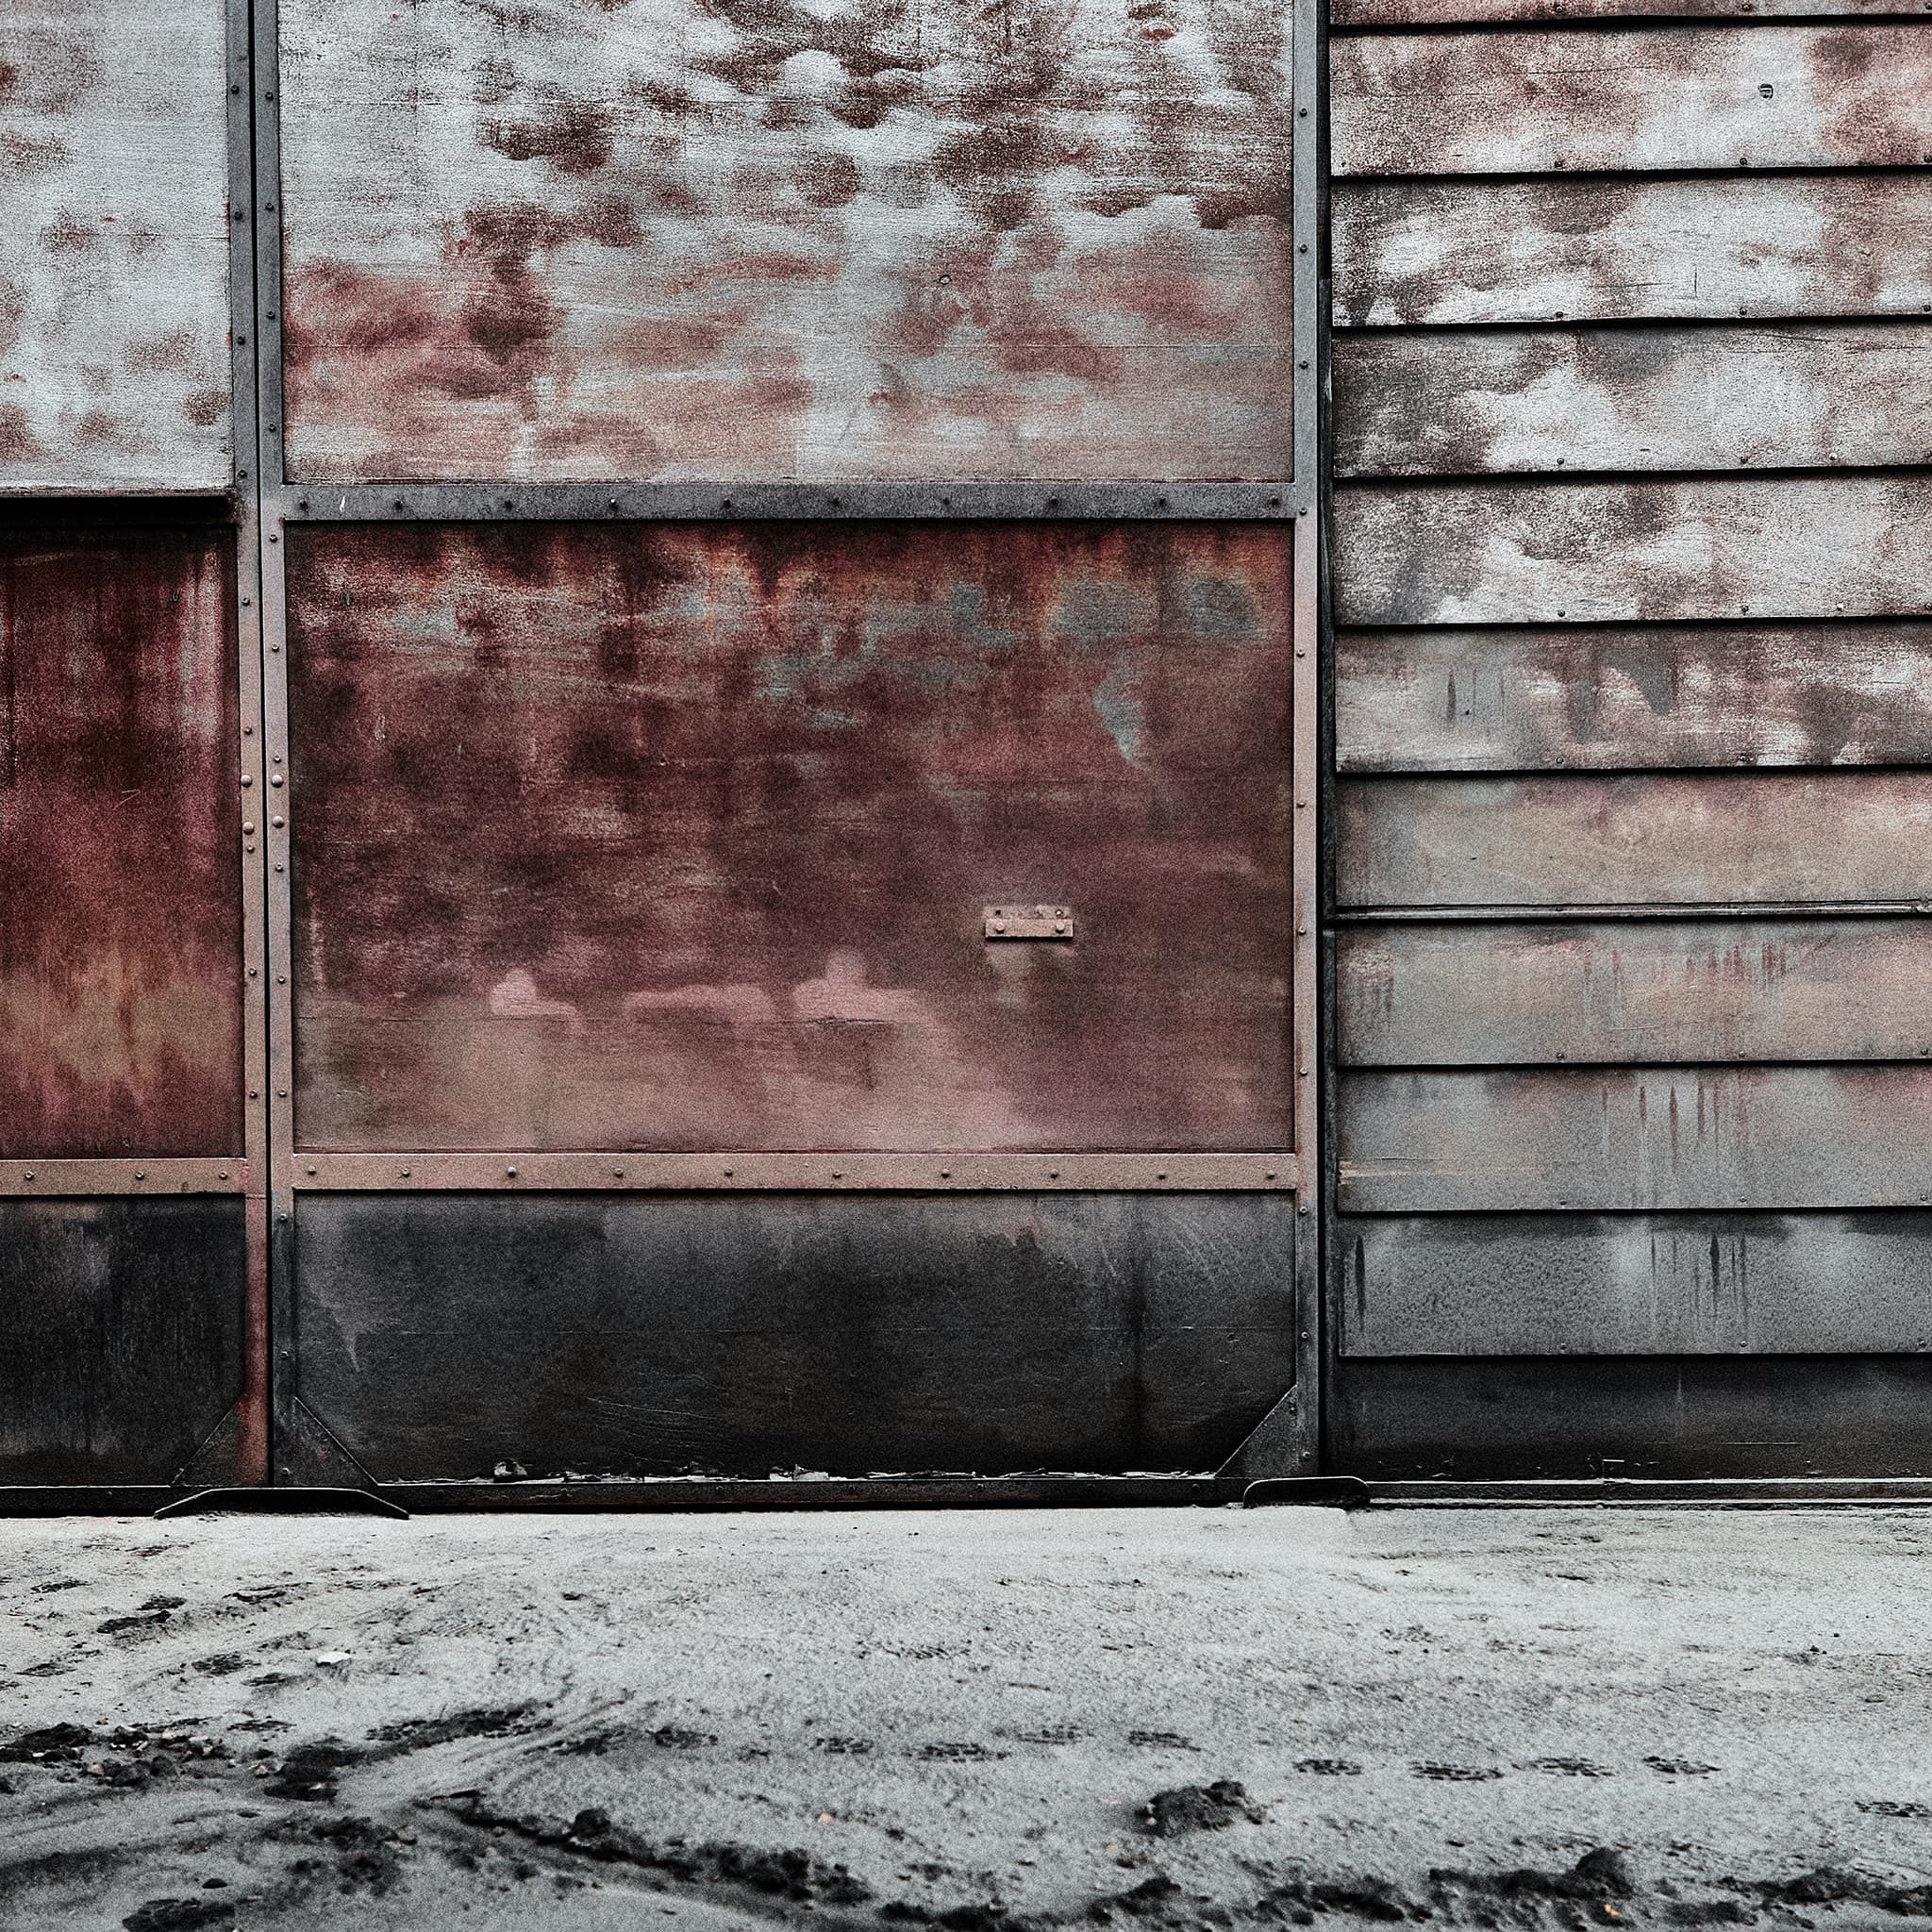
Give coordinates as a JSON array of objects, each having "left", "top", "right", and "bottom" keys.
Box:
[{"left": 1325, "top": 0, "right": 1932, "bottom": 1474}]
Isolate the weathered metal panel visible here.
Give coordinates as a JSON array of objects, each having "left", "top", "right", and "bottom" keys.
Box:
[
  {"left": 1333, "top": 325, "right": 1932, "bottom": 477},
  {"left": 0, "top": 1198, "right": 245, "bottom": 1485},
  {"left": 1334, "top": 0, "right": 1905, "bottom": 25},
  {"left": 1333, "top": 1356, "right": 1932, "bottom": 1479},
  {"left": 288, "top": 522, "right": 1292, "bottom": 1153},
  {"left": 275, "top": 0, "right": 1293, "bottom": 485},
  {"left": 1341, "top": 1212, "right": 1932, "bottom": 1357},
  {"left": 0, "top": 525, "right": 243, "bottom": 1157},
  {"left": 1334, "top": 477, "right": 1932, "bottom": 625},
  {"left": 1340, "top": 920, "right": 1932, "bottom": 1067},
  {"left": 1332, "top": 175, "right": 1932, "bottom": 326},
  {"left": 1340, "top": 773, "right": 1932, "bottom": 908},
  {"left": 294, "top": 1191, "right": 1296, "bottom": 1479},
  {"left": 1332, "top": 27, "right": 1932, "bottom": 176},
  {"left": 0, "top": 1, "right": 231, "bottom": 490},
  {"left": 1336, "top": 623, "right": 1932, "bottom": 772},
  {"left": 1340, "top": 1066, "right": 1932, "bottom": 1211}
]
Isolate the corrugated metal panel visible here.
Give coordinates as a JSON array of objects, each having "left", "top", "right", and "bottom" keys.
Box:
[
  {"left": 1335, "top": 623, "right": 1932, "bottom": 772},
  {"left": 294, "top": 1191, "right": 1296, "bottom": 1479},
  {"left": 1334, "top": 325, "right": 1932, "bottom": 477},
  {"left": 0, "top": 1, "right": 231, "bottom": 490},
  {"left": 1333, "top": 175, "right": 1932, "bottom": 325},
  {"left": 0, "top": 525, "right": 243, "bottom": 1156},
  {"left": 276, "top": 0, "right": 1292, "bottom": 483},
  {"left": 1334, "top": 476, "right": 1932, "bottom": 625},
  {"left": 1340, "top": 1066, "right": 1932, "bottom": 1211},
  {"left": 1327, "top": 8, "right": 1932, "bottom": 1474},
  {"left": 287, "top": 521, "right": 1293, "bottom": 1153},
  {"left": 1338, "top": 773, "right": 1932, "bottom": 908},
  {"left": 1339, "top": 921, "right": 1932, "bottom": 1066},
  {"left": 1332, "top": 27, "right": 1932, "bottom": 175},
  {"left": 1342, "top": 1214, "right": 1932, "bottom": 1357}
]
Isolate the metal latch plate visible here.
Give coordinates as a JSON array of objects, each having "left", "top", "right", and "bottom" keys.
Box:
[{"left": 984, "top": 904, "right": 1074, "bottom": 940}]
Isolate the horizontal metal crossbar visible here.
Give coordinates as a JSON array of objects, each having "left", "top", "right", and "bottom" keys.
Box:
[
  {"left": 0, "top": 1158, "right": 252, "bottom": 1199},
  {"left": 267, "top": 482, "right": 1307, "bottom": 525},
  {"left": 288, "top": 1152, "right": 1299, "bottom": 1193}
]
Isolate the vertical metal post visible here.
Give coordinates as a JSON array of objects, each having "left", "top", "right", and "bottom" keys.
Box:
[
  {"left": 1289, "top": 0, "right": 1327, "bottom": 1474},
  {"left": 248, "top": 0, "right": 299, "bottom": 1484},
  {"left": 227, "top": 0, "right": 272, "bottom": 1487}
]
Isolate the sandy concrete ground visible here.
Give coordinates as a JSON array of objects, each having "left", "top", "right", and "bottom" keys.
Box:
[{"left": 1, "top": 1505, "right": 1929, "bottom": 1931}]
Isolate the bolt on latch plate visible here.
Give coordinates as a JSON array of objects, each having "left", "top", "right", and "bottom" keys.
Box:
[{"left": 984, "top": 903, "right": 1074, "bottom": 941}]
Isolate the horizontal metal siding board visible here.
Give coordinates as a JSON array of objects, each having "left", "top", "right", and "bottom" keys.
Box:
[
  {"left": 1339, "top": 772, "right": 1932, "bottom": 907},
  {"left": 1335, "top": 622, "right": 1932, "bottom": 772},
  {"left": 0, "top": 1198, "right": 245, "bottom": 1485},
  {"left": 0, "top": 0, "right": 231, "bottom": 489},
  {"left": 1331, "top": 26, "right": 1932, "bottom": 176},
  {"left": 1333, "top": 1355, "right": 1932, "bottom": 1478},
  {"left": 1332, "top": 475, "right": 1932, "bottom": 625},
  {"left": 1333, "top": 175, "right": 1932, "bottom": 325},
  {"left": 1340, "top": 1065, "right": 1932, "bottom": 1209},
  {"left": 277, "top": 0, "right": 1292, "bottom": 484},
  {"left": 1333, "top": 324, "right": 1932, "bottom": 476},
  {"left": 287, "top": 522, "right": 1293, "bottom": 1155},
  {"left": 1333, "top": 0, "right": 1911, "bottom": 25},
  {"left": 293, "top": 1191, "right": 1297, "bottom": 1481},
  {"left": 1339, "top": 919, "right": 1932, "bottom": 1065},
  {"left": 1341, "top": 1211, "right": 1932, "bottom": 1356}
]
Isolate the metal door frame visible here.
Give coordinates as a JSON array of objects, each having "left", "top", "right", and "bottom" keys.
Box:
[{"left": 240, "top": 0, "right": 1326, "bottom": 1505}]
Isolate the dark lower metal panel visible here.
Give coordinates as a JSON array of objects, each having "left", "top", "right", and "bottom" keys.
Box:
[
  {"left": 1334, "top": 1356, "right": 1932, "bottom": 1480},
  {"left": 384, "top": 1475, "right": 1224, "bottom": 1511},
  {"left": 293, "top": 1191, "right": 1295, "bottom": 1483},
  {"left": 0, "top": 1198, "right": 247, "bottom": 1486}
]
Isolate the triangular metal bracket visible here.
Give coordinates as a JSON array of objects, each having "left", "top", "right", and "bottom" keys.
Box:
[
  {"left": 281, "top": 1397, "right": 385, "bottom": 1491},
  {"left": 171, "top": 1402, "right": 246, "bottom": 1491}
]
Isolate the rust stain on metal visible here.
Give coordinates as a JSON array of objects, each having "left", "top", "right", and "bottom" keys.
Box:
[
  {"left": 1335, "top": 622, "right": 1932, "bottom": 772},
  {"left": 1332, "top": 175, "right": 1932, "bottom": 326},
  {"left": 277, "top": 0, "right": 1292, "bottom": 483},
  {"left": 0, "top": 525, "right": 243, "bottom": 1155},
  {"left": 1332, "top": 26, "right": 1932, "bottom": 176},
  {"left": 0, "top": 2, "right": 231, "bottom": 490},
  {"left": 286, "top": 521, "right": 1293, "bottom": 1154},
  {"left": 1333, "top": 476, "right": 1932, "bottom": 625},
  {"left": 1333, "top": 324, "right": 1932, "bottom": 478}
]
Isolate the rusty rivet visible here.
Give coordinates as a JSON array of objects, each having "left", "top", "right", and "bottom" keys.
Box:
[
  {"left": 242, "top": 774, "right": 254, "bottom": 789},
  {"left": 400, "top": 1167, "right": 411, "bottom": 1177},
  {"left": 1298, "top": 1205, "right": 1309, "bottom": 1216},
  {"left": 135, "top": 1170, "right": 146, "bottom": 1180},
  {"left": 1298, "top": 106, "right": 1308, "bottom": 116},
  {"left": 724, "top": 1168, "right": 734, "bottom": 1177},
  {"left": 940, "top": 1168, "right": 952, "bottom": 1178},
  {"left": 307, "top": 1166, "right": 317, "bottom": 1176},
  {"left": 993, "top": 922, "right": 1007, "bottom": 933},
  {"left": 24, "top": 1172, "right": 33, "bottom": 1181},
  {"left": 1054, "top": 922, "right": 1066, "bottom": 933},
  {"left": 276, "top": 974, "right": 287, "bottom": 984},
  {"left": 1157, "top": 1171, "right": 1168, "bottom": 1181},
  {"left": 1298, "top": 243, "right": 1308, "bottom": 253},
  {"left": 1296, "top": 798, "right": 1307, "bottom": 808},
  {"left": 832, "top": 1169, "right": 843, "bottom": 1179},
  {"left": 270, "top": 774, "right": 284, "bottom": 787},
  {"left": 1266, "top": 1170, "right": 1276, "bottom": 1180},
  {"left": 272, "top": 814, "right": 285, "bottom": 826},
  {"left": 219, "top": 1171, "right": 229, "bottom": 1181},
  {"left": 507, "top": 1166, "right": 517, "bottom": 1177},
  {"left": 268, "top": 533, "right": 278, "bottom": 543},
  {"left": 1050, "top": 1168, "right": 1060, "bottom": 1178},
  {"left": 242, "top": 597, "right": 252, "bottom": 607}
]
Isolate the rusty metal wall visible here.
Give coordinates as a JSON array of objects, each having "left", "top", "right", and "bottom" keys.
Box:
[
  {"left": 275, "top": 0, "right": 1293, "bottom": 485},
  {"left": 243, "top": 0, "right": 1321, "bottom": 1500},
  {"left": 1325, "top": 1, "right": 1932, "bottom": 1476},
  {"left": 0, "top": 0, "right": 271, "bottom": 1510}
]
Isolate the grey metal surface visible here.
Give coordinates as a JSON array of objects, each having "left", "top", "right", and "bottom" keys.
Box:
[
  {"left": 1332, "top": 25, "right": 1932, "bottom": 175},
  {"left": 1335, "top": 621, "right": 1932, "bottom": 772},
  {"left": 0, "top": 0, "right": 232, "bottom": 490},
  {"left": 1339, "top": 1065, "right": 1932, "bottom": 1212},
  {"left": 1338, "top": 918, "right": 1932, "bottom": 1066},
  {"left": 1334, "top": 475, "right": 1932, "bottom": 625},
  {"left": 1341, "top": 1211, "right": 1932, "bottom": 1357},
  {"left": 1333, "top": 175, "right": 1932, "bottom": 326},
  {"left": 1334, "top": 323, "right": 1932, "bottom": 477},
  {"left": 274, "top": 0, "right": 1293, "bottom": 486}
]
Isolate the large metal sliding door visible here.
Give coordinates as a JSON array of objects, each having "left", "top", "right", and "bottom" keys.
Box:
[
  {"left": 240, "top": 0, "right": 1322, "bottom": 1502},
  {"left": 0, "top": 0, "right": 269, "bottom": 1507}
]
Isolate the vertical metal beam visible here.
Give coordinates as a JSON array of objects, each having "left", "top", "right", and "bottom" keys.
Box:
[
  {"left": 1288, "top": 0, "right": 1326, "bottom": 1475},
  {"left": 227, "top": 0, "right": 272, "bottom": 1487},
  {"left": 248, "top": 0, "right": 299, "bottom": 1485}
]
